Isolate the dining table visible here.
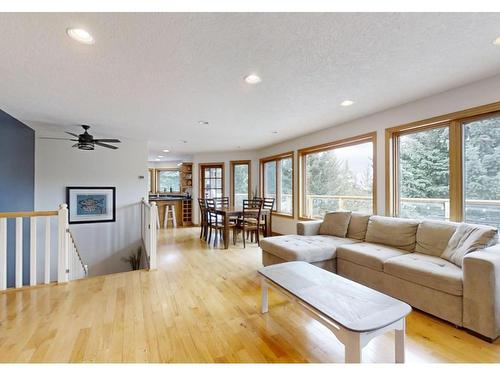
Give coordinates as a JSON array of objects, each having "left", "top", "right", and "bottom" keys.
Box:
[{"left": 213, "top": 206, "right": 272, "bottom": 249}]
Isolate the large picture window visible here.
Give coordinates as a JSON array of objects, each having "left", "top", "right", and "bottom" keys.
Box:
[
  {"left": 156, "top": 169, "right": 181, "bottom": 193},
  {"left": 260, "top": 152, "right": 294, "bottom": 216},
  {"left": 463, "top": 114, "right": 500, "bottom": 227},
  {"left": 299, "top": 133, "right": 376, "bottom": 219},
  {"left": 230, "top": 160, "right": 251, "bottom": 208},
  {"left": 386, "top": 103, "right": 500, "bottom": 227},
  {"left": 397, "top": 126, "right": 450, "bottom": 220}
]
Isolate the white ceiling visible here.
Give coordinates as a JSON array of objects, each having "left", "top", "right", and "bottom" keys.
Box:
[{"left": 1, "top": 13, "right": 500, "bottom": 160}]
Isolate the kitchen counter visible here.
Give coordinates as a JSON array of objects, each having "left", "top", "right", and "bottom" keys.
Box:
[{"left": 149, "top": 197, "right": 192, "bottom": 227}]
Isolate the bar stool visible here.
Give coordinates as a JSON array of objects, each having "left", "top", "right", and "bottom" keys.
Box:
[{"left": 164, "top": 203, "right": 177, "bottom": 228}]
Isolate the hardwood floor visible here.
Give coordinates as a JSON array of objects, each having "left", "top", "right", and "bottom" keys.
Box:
[{"left": 1, "top": 226, "right": 500, "bottom": 363}]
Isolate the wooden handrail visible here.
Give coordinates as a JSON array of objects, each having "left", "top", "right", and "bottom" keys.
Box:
[{"left": 0, "top": 210, "right": 58, "bottom": 219}]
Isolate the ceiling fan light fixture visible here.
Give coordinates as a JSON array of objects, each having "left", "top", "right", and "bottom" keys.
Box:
[{"left": 78, "top": 142, "right": 94, "bottom": 151}]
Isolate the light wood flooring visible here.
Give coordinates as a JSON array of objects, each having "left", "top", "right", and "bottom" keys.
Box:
[{"left": 1, "top": 227, "right": 500, "bottom": 363}]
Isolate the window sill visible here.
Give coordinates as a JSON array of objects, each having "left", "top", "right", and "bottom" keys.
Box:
[{"left": 272, "top": 212, "right": 295, "bottom": 219}]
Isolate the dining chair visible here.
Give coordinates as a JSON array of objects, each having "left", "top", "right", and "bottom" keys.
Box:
[
  {"left": 206, "top": 198, "right": 236, "bottom": 245},
  {"left": 214, "top": 197, "right": 229, "bottom": 208},
  {"left": 261, "top": 197, "right": 275, "bottom": 236},
  {"left": 236, "top": 199, "right": 262, "bottom": 248},
  {"left": 198, "top": 198, "right": 208, "bottom": 240}
]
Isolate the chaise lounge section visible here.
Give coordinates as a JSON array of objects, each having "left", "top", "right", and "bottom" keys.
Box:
[{"left": 260, "top": 213, "right": 500, "bottom": 341}]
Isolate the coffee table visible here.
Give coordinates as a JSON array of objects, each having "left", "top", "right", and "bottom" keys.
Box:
[{"left": 258, "top": 261, "right": 412, "bottom": 363}]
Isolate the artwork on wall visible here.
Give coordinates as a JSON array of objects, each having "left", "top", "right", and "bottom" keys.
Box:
[{"left": 66, "top": 186, "right": 116, "bottom": 224}]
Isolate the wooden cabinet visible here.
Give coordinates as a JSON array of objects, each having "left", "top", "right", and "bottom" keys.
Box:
[{"left": 182, "top": 199, "right": 192, "bottom": 226}]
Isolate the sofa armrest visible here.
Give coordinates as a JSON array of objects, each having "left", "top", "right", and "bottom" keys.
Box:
[
  {"left": 463, "top": 244, "right": 500, "bottom": 340},
  {"left": 297, "top": 220, "right": 322, "bottom": 236}
]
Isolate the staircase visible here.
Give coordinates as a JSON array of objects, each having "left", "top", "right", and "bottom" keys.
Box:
[{"left": 0, "top": 204, "right": 88, "bottom": 291}]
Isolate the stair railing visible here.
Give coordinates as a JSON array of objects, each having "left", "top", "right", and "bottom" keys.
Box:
[
  {"left": 0, "top": 203, "right": 87, "bottom": 291},
  {"left": 141, "top": 198, "right": 158, "bottom": 270}
]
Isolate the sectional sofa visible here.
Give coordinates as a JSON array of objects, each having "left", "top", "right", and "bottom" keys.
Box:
[{"left": 260, "top": 213, "right": 500, "bottom": 341}]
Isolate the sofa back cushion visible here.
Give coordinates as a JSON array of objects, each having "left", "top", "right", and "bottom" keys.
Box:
[
  {"left": 415, "top": 220, "right": 458, "bottom": 257},
  {"left": 346, "top": 213, "right": 371, "bottom": 241},
  {"left": 365, "top": 215, "right": 420, "bottom": 251},
  {"left": 319, "top": 211, "right": 351, "bottom": 237},
  {"left": 441, "top": 223, "right": 498, "bottom": 267}
]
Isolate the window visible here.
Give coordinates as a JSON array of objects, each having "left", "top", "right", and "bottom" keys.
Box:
[
  {"left": 397, "top": 126, "right": 450, "bottom": 220},
  {"left": 260, "top": 152, "right": 294, "bottom": 216},
  {"left": 157, "top": 169, "right": 181, "bottom": 193},
  {"left": 148, "top": 169, "right": 154, "bottom": 193},
  {"left": 386, "top": 103, "right": 500, "bottom": 227},
  {"left": 230, "top": 161, "right": 251, "bottom": 208},
  {"left": 200, "top": 163, "right": 224, "bottom": 199},
  {"left": 299, "top": 133, "right": 376, "bottom": 219},
  {"left": 463, "top": 114, "right": 500, "bottom": 227}
]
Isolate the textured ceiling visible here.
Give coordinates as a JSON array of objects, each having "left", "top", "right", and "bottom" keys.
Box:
[{"left": 1, "top": 13, "right": 500, "bottom": 160}]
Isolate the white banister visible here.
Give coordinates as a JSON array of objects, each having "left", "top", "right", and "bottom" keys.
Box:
[
  {"left": 141, "top": 198, "right": 158, "bottom": 270},
  {"left": 0, "top": 206, "right": 86, "bottom": 291},
  {"left": 30, "top": 217, "right": 37, "bottom": 286},
  {"left": 57, "top": 204, "right": 69, "bottom": 283},
  {"left": 44, "top": 216, "right": 51, "bottom": 284},
  {"left": 0, "top": 218, "right": 6, "bottom": 291},
  {"left": 15, "top": 217, "right": 23, "bottom": 288}
]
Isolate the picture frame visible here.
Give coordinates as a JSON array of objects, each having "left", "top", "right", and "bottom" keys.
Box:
[{"left": 66, "top": 186, "right": 116, "bottom": 224}]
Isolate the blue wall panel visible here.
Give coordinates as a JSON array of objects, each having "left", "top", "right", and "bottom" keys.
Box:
[{"left": 0, "top": 109, "right": 35, "bottom": 287}]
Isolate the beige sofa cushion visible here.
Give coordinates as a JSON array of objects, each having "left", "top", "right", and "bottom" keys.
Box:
[
  {"left": 260, "top": 234, "right": 360, "bottom": 263},
  {"left": 336, "top": 242, "right": 408, "bottom": 271},
  {"left": 346, "top": 213, "right": 371, "bottom": 241},
  {"left": 365, "top": 215, "right": 420, "bottom": 251},
  {"left": 415, "top": 220, "right": 458, "bottom": 257},
  {"left": 441, "top": 223, "right": 498, "bottom": 267},
  {"left": 384, "top": 253, "right": 463, "bottom": 296},
  {"left": 319, "top": 211, "right": 351, "bottom": 237}
]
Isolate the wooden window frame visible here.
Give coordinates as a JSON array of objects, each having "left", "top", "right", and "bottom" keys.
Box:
[
  {"left": 148, "top": 168, "right": 156, "bottom": 193},
  {"left": 155, "top": 168, "right": 181, "bottom": 193},
  {"left": 259, "top": 151, "right": 295, "bottom": 218},
  {"left": 198, "top": 163, "right": 225, "bottom": 199},
  {"left": 298, "top": 132, "right": 377, "bottom": 220},
  {"left": 230, "top": 160, "right": 252, "bottom": 207},
  {"left": 385, "top": 101, "right": 500, "bottom": 221}
]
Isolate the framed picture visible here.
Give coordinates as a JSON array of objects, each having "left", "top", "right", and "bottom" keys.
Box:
[{"left": 66, "top": 186, "right": 116, "bottom": 224}]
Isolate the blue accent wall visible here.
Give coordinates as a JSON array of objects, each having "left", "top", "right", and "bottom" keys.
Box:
[{"left": 0, "top": 109, "right": 35, "bottom": 287}]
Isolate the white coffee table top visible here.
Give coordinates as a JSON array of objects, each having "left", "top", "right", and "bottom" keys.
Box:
[{"left": 258, "top": 261, "right": 411, "bottom": 332}]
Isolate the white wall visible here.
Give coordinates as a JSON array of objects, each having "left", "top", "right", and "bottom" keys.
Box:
[
  {"left": 257, "top": 73, "right": 500, "bottom": 234},
  {"left": 192, "top": 150, "right": 259, "bottom": 223},
  {"left": 34, "top": 126, "right": 148, "bottom": 277}
]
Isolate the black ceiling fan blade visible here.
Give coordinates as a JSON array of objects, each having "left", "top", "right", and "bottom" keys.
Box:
[
  {"left": 39, "top": 137, "right": 78, "bottom": 141},
  {"left": 95, "top": 141, "right": 118, "bottom": 150},
  {"left": 72, "top": 143, "right": 79, "bottom": 148},
  {"left": 65, "top": 132, "right": 80, "bottom": 137},
  {"left": 93, "top": 139, "right": 121, "bottom": 143}
]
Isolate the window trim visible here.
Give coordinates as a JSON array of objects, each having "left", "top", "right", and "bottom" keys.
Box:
[
  {"left": 298, "top": 132, "right": 377, "bottom": 220},
  {"left": 259, "top": 151, "right": 295, "bottom": 218},
  {"left": 230, "top": 160, "right": 252, "bottom": 207},
  {"left": 385, "top": 100, "right": 500, "bottom": 221},
  {"left": 198, "top": 162, "right": 225, "bottom": 200},
  {"left": 148, "top": 168, "right": 155, "bottom": 193},
  {"left": 155, "top": 168, "right": 181, "bottom": 193}
]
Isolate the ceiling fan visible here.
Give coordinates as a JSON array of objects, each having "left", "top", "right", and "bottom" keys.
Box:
[{"left": 39, "top": 125, "right": 121, "bottom": 150}]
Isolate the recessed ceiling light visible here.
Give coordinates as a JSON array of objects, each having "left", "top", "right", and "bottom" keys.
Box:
[
  {"left": 341, "top": 100, "right": 355, "bottom": 107},
  {"left": 244, "top": 74, "right": 262, "bottom": 84},
  {"left": 163, "top": 149, "right": 170, "bottom": 153},
  {"left": 155, "top": 158, "right": 160, "bottom": 161},
  {"left": 66, "top": 28, "right": 95, "bottom": 45},
  {"left": 157, "top": 155, "right": 164, "bottom": 158},
  {"left": 198, "top": 121, "right": 209, "bottom": 125},
  {"left": 494, "top": 36, "right": 500, "bottom": 45}
]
